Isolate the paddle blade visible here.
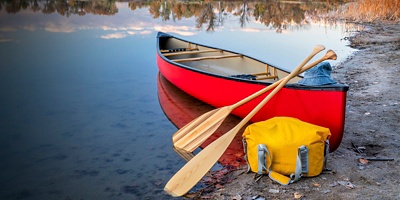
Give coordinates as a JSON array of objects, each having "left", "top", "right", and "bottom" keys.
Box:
[
  {"left": 165, "top": 127, "right": 238, "bottom": 197},
  {"left": 173, "top": 147, "right": 194, "bottom": 162},
  {"left": 172, "top": 109, "right": 219, "bottom": 143},
  {"left": 173, "top": 106, "right": 232, "bottom": 152}
]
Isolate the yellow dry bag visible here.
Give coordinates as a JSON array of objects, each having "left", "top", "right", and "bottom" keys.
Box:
[{"left": 242, "top": 117, "right": 331, "bottom": 185}]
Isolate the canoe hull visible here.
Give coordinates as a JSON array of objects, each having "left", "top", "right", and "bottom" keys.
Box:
[{"left": 156, "top": 32, "right": 348, "bottom": 152}]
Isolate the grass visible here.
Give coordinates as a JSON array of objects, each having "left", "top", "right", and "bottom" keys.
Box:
[{"left": 343, "top": 0, "right": 400, "bottom": 22}]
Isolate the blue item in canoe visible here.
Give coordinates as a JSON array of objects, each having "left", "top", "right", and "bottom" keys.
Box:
[{"left": 298, "top": 62, "right": 337, "bottom": 86}]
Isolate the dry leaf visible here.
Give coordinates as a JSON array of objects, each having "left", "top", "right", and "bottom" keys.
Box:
[
  {"left": 312, "top": 182, "right": 321, "bottom": 187},
  {"left": 184, "top": 193, "right": 198, "bottom": 198},
  {"left": 359, "top": 158, "right": 369, "bottom": 165},
  {"left": 294, "top": 192, "right": 303, "bottom": 199}
]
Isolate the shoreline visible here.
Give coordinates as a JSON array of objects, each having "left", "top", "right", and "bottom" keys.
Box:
[{"left": 199, "top": 22, "right": 400, "bottom": 199}]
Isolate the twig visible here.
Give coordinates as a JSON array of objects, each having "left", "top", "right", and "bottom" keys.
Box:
[
  {"left": 351, "top": 142, "right": 364, "bottom": 153},
  {"left": 365, "top": 158, "right": 394, "bottom": 161}
]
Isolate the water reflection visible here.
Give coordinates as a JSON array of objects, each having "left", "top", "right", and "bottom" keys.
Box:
[
  {"left": 1, "top": 0, "right": 350, "bottom": 33},
  {"left": 157, "top": 73, "right": 246, "bottom": 168},
  {"left": 0, "top": 0, "right": 118, "bottom": 15}
]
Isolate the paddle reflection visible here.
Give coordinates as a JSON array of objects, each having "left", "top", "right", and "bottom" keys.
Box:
[{"left": 157, "top": 73, "right": 246, "bottom": 168}]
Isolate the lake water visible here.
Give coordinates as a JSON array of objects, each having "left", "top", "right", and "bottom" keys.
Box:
[{"left": 0, "top": 1, "right": 359, "bottom": 199}]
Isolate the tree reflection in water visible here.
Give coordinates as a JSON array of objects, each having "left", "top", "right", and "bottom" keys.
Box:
[{"left": 0, "top": 0, "right": 350, "bottom": 32}]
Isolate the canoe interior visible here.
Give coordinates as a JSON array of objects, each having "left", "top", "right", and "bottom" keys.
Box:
[{"left": 159, "top": 36, "right": 302, "bottom": 84}]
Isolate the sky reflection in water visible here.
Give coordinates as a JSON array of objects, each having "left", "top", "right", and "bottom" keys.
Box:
[{"left": 0, "top": 1, "right": 358, "bottom": 199}]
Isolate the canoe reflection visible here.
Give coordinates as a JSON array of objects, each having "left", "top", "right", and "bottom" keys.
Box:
[{"left": 157, "top": 73, "right": 246, "bottom": 167}]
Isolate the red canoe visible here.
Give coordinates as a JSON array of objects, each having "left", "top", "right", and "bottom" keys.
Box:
[{"left": 156, "top": 32, "right": 349, "bottom": 152}]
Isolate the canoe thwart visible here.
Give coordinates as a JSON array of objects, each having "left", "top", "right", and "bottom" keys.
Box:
[
  {"left": 256, "top": 75, "right": 279, "bottom": 80},
  {"left": 162, "top": 49, "right": 222, "bottom": 56},
  {"left": 172, "top": 54, "right": 242, "bottom": 62},
  {"left": 235, "top": 65, "right": 279, "bottom": 80}
]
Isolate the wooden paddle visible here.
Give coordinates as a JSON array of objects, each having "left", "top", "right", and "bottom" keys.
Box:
[
  {"left": 165, "top": 48, "right": 337, "bottom": 197},
  {"left": 173, "top": 49, "right": 337, "bottom": 152}
]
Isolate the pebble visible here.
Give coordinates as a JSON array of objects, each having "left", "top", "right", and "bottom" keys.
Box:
[
  {"left": 329, "top": 182, "right": 338, "bottom": 187},
  {"left": 323, "top": 190, "right": 332, "bottom": 194},
  {"left": 251, "top": 195, "right": 265, "bottom": 200},
  {"left": 337, "top": 181, "right": 356, "bottom": 189},
  {"left": 268, "top": 189, "right": 280, "bottom": 194}
]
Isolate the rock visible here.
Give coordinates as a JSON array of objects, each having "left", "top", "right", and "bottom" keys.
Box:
[{"left": 268, "top": 189, "right": 279, "bottom": 194}]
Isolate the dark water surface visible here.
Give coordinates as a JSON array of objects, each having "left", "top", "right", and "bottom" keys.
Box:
[{"left": 0, "top": 1, "right": 358, "bottom": 199}]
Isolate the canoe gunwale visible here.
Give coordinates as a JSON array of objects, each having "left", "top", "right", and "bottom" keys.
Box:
[{"left": 156, "top": 32, "right": 349, "bottom": 92}]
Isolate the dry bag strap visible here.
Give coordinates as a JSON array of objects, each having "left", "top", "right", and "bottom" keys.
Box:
[
  {"left": 242, "top": 139, "right": 251, "bottom": 173},
  {"left": 299, "top": 145, "right": 309, "bottom": 175},
  {"left": 258, "top": 144, "right": 307, "bottom": 185},
  {"left": 257, "top": 144, "right": 272, "bottom": 174},
  {"left": 324, "top": 139, "right": 330, "bottom": 169}
]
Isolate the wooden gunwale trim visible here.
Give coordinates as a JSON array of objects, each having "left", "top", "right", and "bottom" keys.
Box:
[
  {"left": 172, "top": 54, "right": 243, "bottom": 62},
  {"left": 160, "top": 47, "right": 199, "bottom": 53},
  {"left": 163, "top": 49, "right": 222, "bottom": 56}
]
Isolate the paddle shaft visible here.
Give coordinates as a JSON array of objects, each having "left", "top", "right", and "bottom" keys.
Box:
[
  {"left": 173, "top": 50, "right": 337, "bottom": 152},
  {"left": 165, "top": 47, "right": 335, "bottom": 196}
]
